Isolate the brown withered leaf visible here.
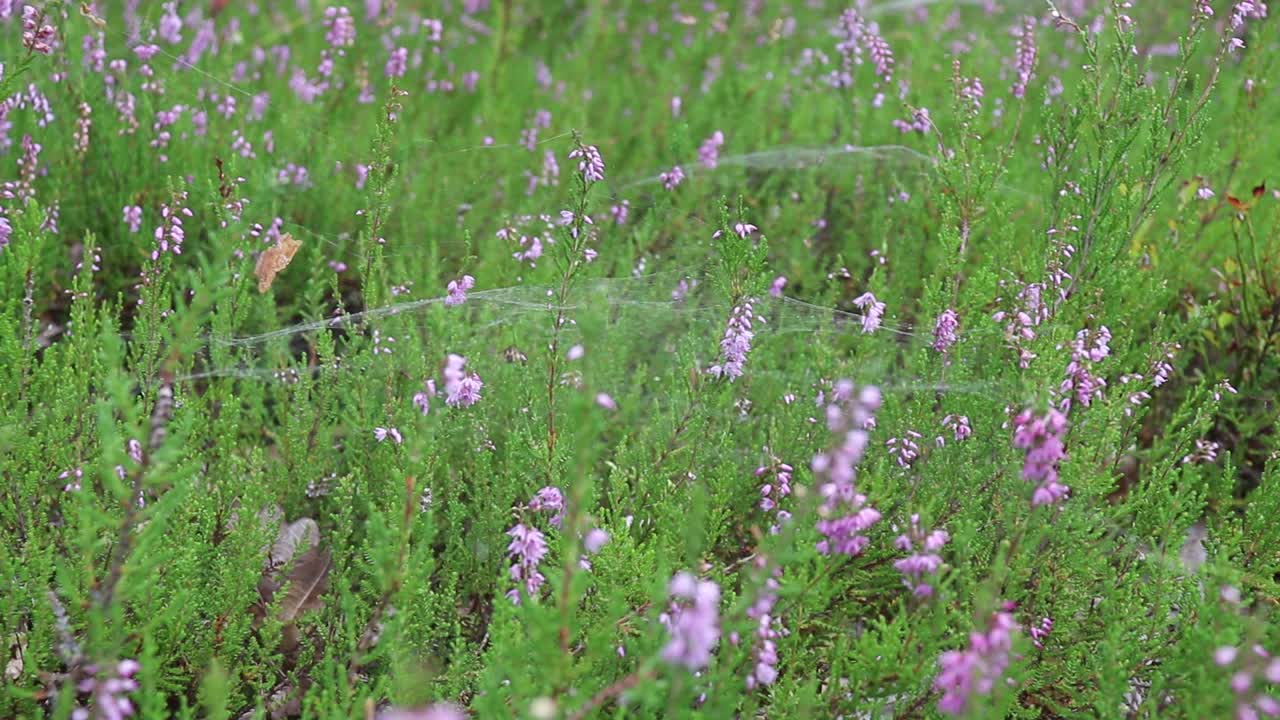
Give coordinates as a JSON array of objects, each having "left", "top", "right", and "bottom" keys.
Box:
[
  {"left": 80, "top": 2, "right": 107, "bottom": 28},
  {"left": 1253, "top": 182, "right": 1267, "bottom": 199},
  {"left": 252, "top": 513, "right": 331, "bottom": 661},
  {"left": 255, "top": 232, "right": 301, "bottom": 293},
  {"left": 279, "top": 546, "right": 331, "bottom": 623},
  {"left": 269, "top": 518, "right": 320, "bottom": 570}
]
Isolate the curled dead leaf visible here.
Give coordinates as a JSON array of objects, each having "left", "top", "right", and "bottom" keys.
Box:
[
  {"left": 255, "top": 233, "right": 301, "bottom": 293},
  {"left": 253, "top": 512, "right": 331, "bottom": 663},
  {"left": 79, "top": 2, "right": 107, "bottom": 28},
  {"left": 269, "top": 518, "right": 320, "bottom": 570}
]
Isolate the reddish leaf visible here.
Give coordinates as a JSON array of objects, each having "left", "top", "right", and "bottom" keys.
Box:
[{"left": 1253, "top": 182, "right": 1266, "bottom": 199}]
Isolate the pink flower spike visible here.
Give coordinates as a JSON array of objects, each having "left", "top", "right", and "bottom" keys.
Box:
[
  {"left": 770, "top": 276, "right": 787, "bottom": 298},
  {"left": 445, "top": 275, "right": 475, "bottom": 305},
  {"left": 583, "top": 529, "right": 609, "bottom": 553}
]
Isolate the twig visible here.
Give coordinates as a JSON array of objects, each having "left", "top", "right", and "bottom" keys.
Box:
[
  {"left": 567, "top": 669, "right": 656, "bottom": 720},
  {"left": 94, "top": 372, "right": 174, "bottom": 613}
]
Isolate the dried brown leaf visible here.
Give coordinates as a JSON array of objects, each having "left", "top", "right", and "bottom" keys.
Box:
[
  {"left": 279, "top": 546, "right": 331, "bottom": 623},
  {"left": 255, "top": 232, "right": 302, "bottom": 293},
  {"left": 269, "top": 518, "right": 319, "bottom": 569}
]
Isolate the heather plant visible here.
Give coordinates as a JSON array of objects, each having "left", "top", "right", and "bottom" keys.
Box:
[{"left": 1, "top": 1, "right": 1279, "bottom": 719}]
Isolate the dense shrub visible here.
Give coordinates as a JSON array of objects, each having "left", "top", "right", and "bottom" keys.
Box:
[{"left": 1, "top": 1, "right": 1278, "bottom": 718}]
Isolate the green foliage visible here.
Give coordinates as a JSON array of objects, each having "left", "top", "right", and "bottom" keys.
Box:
[{"left": 2, "top": 2, "right": 1279, "bottom": 719}]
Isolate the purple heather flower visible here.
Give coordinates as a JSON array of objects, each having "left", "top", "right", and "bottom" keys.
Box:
[
  {"left": 249, "top": 93, "right": 270, "bottom": 121},
  {"left": 886, "top": 431, "right": 923, "bottom": 468},
  {"left": 1182, "top": 438, "right": 1221, "bottom": 465},
  {"left": 755, "top": 458, "right": 794, "bottom": 514},
  {"left": 528, "top": 486, "right": 566, "bottom": 528},
  {"left": 231, "top": 131, "right": 255, "bottom": 158},
  {"left": 660, "top": 165, "right": 686, "bottom": 190},
  {"left": 852, "top": 292, "right": 886, "bottom": 333},
  {"left": 813, "top": 383, "right": 882, "bottom": 556},
  {"left": 769, "top": 276, "right": 787, "bottom": 298},
  {"left": 1151, "top": 344, "right": 1178, "bottom": 386},
  {"left": 756, "top": 456, "right": 795, "bottom": 535},
  {"left": 893, "top": 514, "right": 949, "bottom": 598},
  {"left": 413, "top": 379, "right": 437, "bottom": 415},
  {"left": 385, "top": 47, "right": 408, "bottom": 77},
  {"left": 445, "top": 275, "right": 475, "bottom": 306},
  {"left": 942, "top": 415, "right": 972, "bottom": 443},
  {"left": 1011, "top": 17, "right": 1037, "bottom": 99},
  {"left": 1229, "top": 1, "right": 1269, "bottom": 31},
  {"left": 158, "top": 2, "right": 183, "bottom": 44},
  {"left": 277, "top": 163, "right": 311, "bottom": 188},
  {"left": 1029, "top": 617, "right": 1053, "bottom": 649},
  {"left": 744, "top": 558, "right": 784, "bottom": 689},
  {"left": 671, "top": 277, "right": 695, "bottom": 302},
  {"left": 151, "top": 192, "right": 192, "bottom": 260},
  {"left": 583, "top": 529, "right": 609, "bottom": 554},
  {"left": 374, "top": 427, "right": 402, "bottom": 444},
  {"left": 2, "top": 135, "right": 43, "bottom": 206},
  {"left": 422, "top": 17, "right": 444, "bottom": 42},
  {"left": 73, "top": 102, "right": 93, "bottom": 155},
  {"left": 1197, "top": 184, "right": 1215, "bottom": 200},
  {"left": 660, "top": 572, "right": 721, "bottom": 671},
  {"left": 569, "top": 144, "right": 605, "bottom": 184},
  {"left": 60, "top": 467, "right": 84, "bottom": 492},
  {"left": 1214, "top": 641, "right": 1280, "bottom": 720},
  {"left": 934, "top": 608, "right": 1019, "bottom": 715},
  {"left": 1059, "top": 326, "right": 1110, "bottom": 411},
  {"left": 371, "top": 330, "right": 395, "bottom": 355},
  {"left": 933, "top": 309, "right": 959, "bottom": 353},
  {"left": 864, "top": 22, "right": 894, "bottom": 82},
  {"left": 708, "top": 299, "right": 759, "bottom": 381},
  {"left": 83, "top": 33, "right": 107, "bottom": 72},
  {"left": 506, "top": 523, "right": 548, "bottom": 604},
  {"left": 893, "top": 106, "right": 932, "bottom": 135},
  {"left": 21, "top": 6, "right": 57, "bottom": 55},
  {"left": 610, "top": 200, "right": 630, "bottom": 225},
  {"left": 698, "top": 130, "right": 725, "bottom": 169},
  {"left": 1012, "top": 408, "right": 1069, "bottom": 507},
  {"left": 72, "top": 658, "right": 140, "bottom": 720},
  {"left": 831, "top": 9, "right": 864, "bottom": 89},
  {"left": 123, "top": 205, "right": 143, "bottom": 233},
  {"left": 960, "top": 74, "right": 986, "bottom": 109},
  {"left": 324, "top": 6, "right": 357, "bottom": 48},
  {"left": 442, "top": 354, "right": 483, "bottom": 407},
  {"left": 595, "top": 393, "right": 617, "bottom": 411}
]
